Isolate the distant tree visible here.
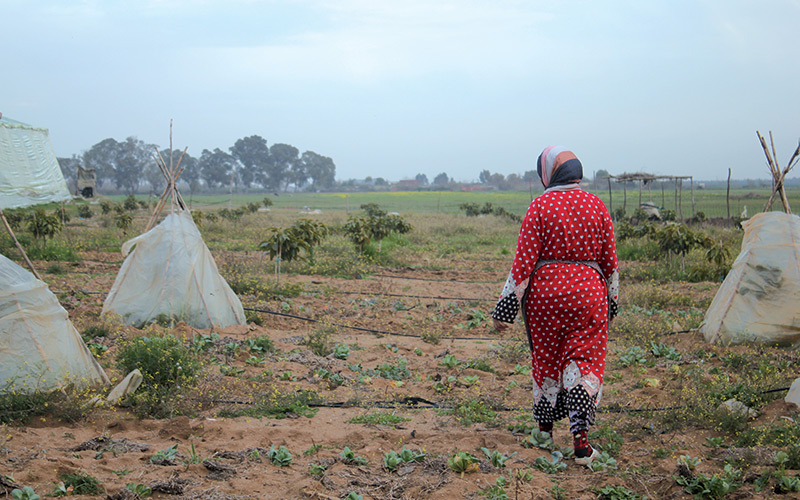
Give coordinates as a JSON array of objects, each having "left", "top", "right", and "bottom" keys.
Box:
[
  {"left": 479, "top": 169, "right": 492, "bottom": 184},
  {"left": 199, "top": 148, "right": 236, "bottom": 189},
  {"left": 595, "top": 169, "right": 610, "bottom": 179},
  {"left": 82, "top": 138, "right": 121, "bottom": 188},
  {"left": 301, "top": 151, "right": 336, "bottom": 190},
  {"left": 415, "top": 173, "right": 429, "bottom": 185},
  {"left": 506, "top": 173, "right": 521, "bottom": 186},
  {"left": 176, "top": 152, "right": 201, "bottom": 196},
  {"left": 433, "top": 172, "right": 450, "bottom": 186},
  {"left": 230, "top": 135, "right": 270, "bottom": 188},
  {"left": 288, "top": 158, "right": 308, "bottom": 191},
  {"left": 115, "top": 137, "right": 153, "bottom": 194},
  {"left": 374, "top": 177, "right": 388, "bottom": 186},
  {"left": 523, "top": 170, "right": 538, "bottom": 184},
  {"left": 489, "top": 172, "right": 505, "bottom": 188},
  {"left": 269, "top": 143, "right": 299, "bottom": 191}
]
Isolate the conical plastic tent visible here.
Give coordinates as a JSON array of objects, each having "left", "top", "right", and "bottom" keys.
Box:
[
  {"left": 701, "top": 212, "right": 800, "bottom": 347},
  {"left": 0, "top": 253, "right": 109, "bottom": 393},
  {"left": 102, "top": 210, "right": 246, "bottom": 329},
  {"left": 0, "top": 115, "right": 71, "bottom": 210}
]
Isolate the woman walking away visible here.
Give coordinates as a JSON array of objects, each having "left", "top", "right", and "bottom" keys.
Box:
[{"left": 492, "top": 146, "right": 619, "bottom": 467}]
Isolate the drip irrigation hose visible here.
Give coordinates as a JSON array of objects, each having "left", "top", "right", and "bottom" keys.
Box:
[
  {"left": 242, "top": 306, "right": 503, "bottom": 341},
  {"left": 330, "top": 290, "right": 490, "bottom": 302},
  {"left": 373, "top": 274, "right": 502, "bottom": 285},
  {"left": 196, "top": 385, "right": 792, "bottom": 415}
]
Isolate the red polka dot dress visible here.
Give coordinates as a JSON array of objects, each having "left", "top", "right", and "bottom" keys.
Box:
[{"left": 492, "top": 188, "right": 619, "bottom": 428}]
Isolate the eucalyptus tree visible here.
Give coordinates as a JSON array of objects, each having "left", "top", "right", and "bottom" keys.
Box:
[{"left": 230, "top": 135, "right": 270, "bottom": 189}]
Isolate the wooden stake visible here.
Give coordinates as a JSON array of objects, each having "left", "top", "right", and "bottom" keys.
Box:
[
  {"left": 0, "top": 209, "right": 42, "bottom": 280},
  {"left": 726, "top": 168, "right": 731, "bottom": 219}
]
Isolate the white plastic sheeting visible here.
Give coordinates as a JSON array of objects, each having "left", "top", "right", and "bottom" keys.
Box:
[
  {"left": 0, "top": 116, "right": 72, "bottom": 209},
  {"left": 702, "top": 212, "right": 800, "bottom": 347},
  {"left": 0, "top": 253, "right": 109, "bottom": 393},
  {"left": 102, "top": 210, "right": 246, "bottom": 329}
]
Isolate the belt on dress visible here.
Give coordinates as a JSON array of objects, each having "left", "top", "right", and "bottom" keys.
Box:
[{"left": 533, "top": 259, "right": 604, "bottom": 280}]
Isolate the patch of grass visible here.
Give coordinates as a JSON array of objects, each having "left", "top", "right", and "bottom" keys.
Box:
[
  {"left": 348, "top": 411, "right": 411, "bottom": 427},
  {"left": 217, "top": 389, "right": 320, "bottom": 419},
  {"left": 442, "top": 398, "right": 500, "bottom": 426},
  {"left": 55, "top": 471, "right": 103, "bottom": 496},
  {"left": 116, "top": 334, "right": 201, "bottom": 418},
  {"left": 26, "top": 241, "right": 79, "bottom": 262}
]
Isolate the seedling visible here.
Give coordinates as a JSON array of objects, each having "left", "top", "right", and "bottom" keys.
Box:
[
  {"left": 677, "top": 455, "right": 701, "bottom": 470},
  {"left": 589, "top": 451, "right": 618, "bottom": 472},
  {"left": 481, "top": 447, "right": 517, "bottom": 468},
  {"left": 398, "top": 447, "right": 426, "bottom": 463},
  {"left": 125, "top": 483, "right": 152, "bottom": 498},
  {"left": 534, "top": 451, "right": 567, "bottom": 474},
  {"left": 439, "top": 354, "right": 461, "bottom": 369},
  {"left": 150, "top": 444, "right": 179, "bottom": 465},
  {"left": 522, "top": 430, "right": 555, "bottom": 450},
  {"left": 268, "top": 445, "right": 293, "bottom": 466},
  {"left": 383, "top": 450, "right": 403, "bottom": 471},
  {"left": 11, "top": 487, "right": 40, "bottom": 500},
  {"left": 340, "top": 446, "right": 367, "bottom": 465},
  {"left": 448, "top": 451, "right": 480, "bottom": 476}
]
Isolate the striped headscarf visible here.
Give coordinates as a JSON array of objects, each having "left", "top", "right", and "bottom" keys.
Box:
[{"left": 537, "top": 146, "right": 583, "bottom": 190}]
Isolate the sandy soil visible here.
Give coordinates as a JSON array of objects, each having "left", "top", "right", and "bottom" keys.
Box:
[{"left": 2, "top": 253, "right": 798, "bottom": 500}]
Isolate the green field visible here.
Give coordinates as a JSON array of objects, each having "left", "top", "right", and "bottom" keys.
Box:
[{"left": 113, "top": 186, "right": 799, "bottom": 219}]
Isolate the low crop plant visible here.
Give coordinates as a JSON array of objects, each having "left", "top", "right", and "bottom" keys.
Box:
[
  {"left": 267, "top": 445, "right": 293, "bottom": 466},
  {"left": 247, "top": 336, "right": 275, "bottom": 354},
  {"left": 675, "top": 463, "right": 741, "bottom": 499},
  {"left": 340, "top": 446, "right": 368, "bottom": 465},
  {"left": 481, "top": 447, "right": 517, "bottom": 468},
  {"left": 522, "top": 430, "right": 555, "bottom": 450},
  {"left": 593, "top": 485, "right": 640, "bottom": 500},
  {"left": 11, "top": 487, "right": 40, "bottom": 500},
  {"left": 150, "top": 444, "right": 179, "bottom": 465},
  {"left": 439, "top": 354, "right": 461, "bottom": 369},
  {"left": 448, "top": 451, "right": 480, "bottom": 476},
  {"left": 534, "top": 451, "right": 567, "bottom": 473},
  {"left": 125, "top": 483, "right": 152, "bottom": 498},
  {"left": 589, "top": 451, "right": 618, "bottom": 472}
]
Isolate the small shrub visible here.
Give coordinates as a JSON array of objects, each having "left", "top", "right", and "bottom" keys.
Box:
[
  {"left": 305, "top": 324, "right": 336, "bottom": 357},
  {"left": 77, "top": 205, "right": 93, "bottom": 219}
]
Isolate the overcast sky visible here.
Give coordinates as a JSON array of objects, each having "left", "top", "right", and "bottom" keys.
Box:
[{"left": 3, "top": 0, "right": 799, "bottom": 182}]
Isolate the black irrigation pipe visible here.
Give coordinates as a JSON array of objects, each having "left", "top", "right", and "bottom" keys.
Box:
[
  {"left": 331, "top": 290, "right": 490, "bottom": 302},
  {"left": 198, "top": 386, "right": 793, "bottom": 415},
  {"left": 55, "top": 289, "right": 696, "bottom": 342},
  {"left": 374, "top": 273, "right": 502, "bottom": 285},
  {"left": 245, "top": 305, "right": 697, "bottom": 342},
  {"left": 243, "top": 306, "right": 502, "bottom": 341}
]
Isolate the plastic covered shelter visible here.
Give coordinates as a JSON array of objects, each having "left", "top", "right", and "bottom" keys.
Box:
[
  {"left": 102, "top": 210, "right": 246, "bottom": 329},
  {"left": 0, "top": 253, "right": 109, "bottom": 392},
  {"left": 0, "top": 114, "right": 71, "bottom": 209},
  {"left": 701, "top": 212, "right": 800, "bottom": 347}
]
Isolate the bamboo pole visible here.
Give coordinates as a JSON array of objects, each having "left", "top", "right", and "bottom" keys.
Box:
[
  {"left": 0, "top": 209, "right": 42, "bottom": 280},
  {"left": 690, "top": 177, "right": 695, "bottom": 217},
  {"left": 678, "top": 178, "right": 683, "bottom": 220},
  {"left": 607, "top": 177, "right": 613, "bottom": 216},
  {"left": 726, "top": 168, "right": 731, "bottom": 219}
]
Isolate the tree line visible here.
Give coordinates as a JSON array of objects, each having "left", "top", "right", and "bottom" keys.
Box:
[{"left": 57, "top": 135, "right": 336, "bottom": 195}]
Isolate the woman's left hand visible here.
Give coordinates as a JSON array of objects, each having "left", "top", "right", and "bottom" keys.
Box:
[{"left": 493, "top": 318, "right": 509, "bottom": 332}]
